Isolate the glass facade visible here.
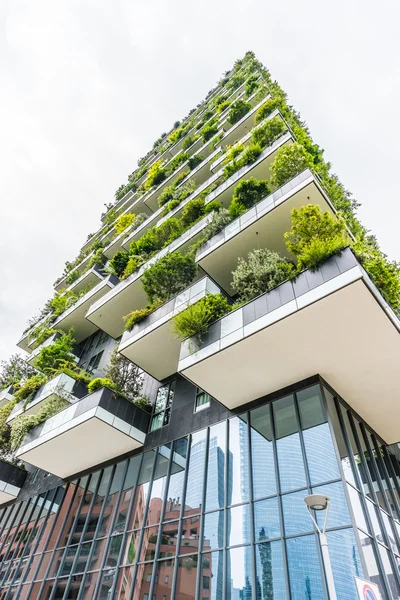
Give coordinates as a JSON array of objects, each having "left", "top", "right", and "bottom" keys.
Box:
[{"left": 0, "top": 382, "right": 400, "bottom": 599}]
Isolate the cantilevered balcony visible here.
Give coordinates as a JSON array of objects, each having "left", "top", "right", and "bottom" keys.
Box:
[
  {"left": 0, "top": 386, "right": 14, "bottom": 408},
  {"left": 86, "top": 213, "right": 213, "bottom": 339},
  {"left": 219, "top": 95, "right": 272, "bottom": 148},
  {"left": 118, "top": 277, "right": 221, "bottom": 380},
  {"left": 0, "top": 461, "right": 26, "bottom": 505},
  {"left": 122, "top": 148, "right": 222, "bottom": 252},
  {"left": 197, "top": 169, "right": 334, "bottom": 293},
  {"left": 26, "top": 332, "right": 82, "bottom": 364},
  {"left": 179, "top": 248, "right": 400, "bottom": 443},
  {"left": 15, "top": 387, "right": 150, "bottom": 478},
  {"left": 206, "top": 130, "right": 293, "bottom": 210},
  {"left": 65, "top": 264, "right": 106, "bottom": 295},
  {"left": 51, "top": 275, "right": 118, "bottom": 344},
  {"left": 7, "top": 373, "right": 87, "bottom": 425}
]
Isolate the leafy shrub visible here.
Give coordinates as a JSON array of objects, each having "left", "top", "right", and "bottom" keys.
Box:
[
  {"left": 228, "top": 100, "right": 251, "bottom": 125},
  {"left": 252, "top": 117, "right": 286, "bottom": 149},
  {"left": 110, "top": 251, "right": 130, "bottom": 278},
  {"left": 203, "top": 208, "right": 233, "bottom": 240},
  {"left": 217, "top": 100, "right": 231, "bottom": 114},
  {"left": 88, "top": 378, "right": 117, "bottom": 394},
  {"left": 173, "top": 170, "right": 190, "bottom": 188},
  {"left": 270, "top": 143, "right": 314, "bottom": 188},
  {"left": 182, "top": 135, "right": 199, "bottom": 151},
  {"left": 231, "top": 249, "right": 294, "bottom": 302},
  {"left": 240, "top": 143, "right": 263, "bottom": 165},
  {"left": 104, "top": 349, "right": 143, "bottom": 401},
  {"left": 188, "top": 155, "right": 203, "bottom": 170},
  {"left": 121, "top": 255, "right": 146, "bottom": 280},
  {"left": 0, "top": 400, "right": 16, "bottom": 456},
  {"left": 180, "top": 198, "right": 206, "bottom": 229},
  {"left": 10, "top": 395, "right": 69, "bottom": 451},
  {"left": 115, "top": 213, "right": 135, "bottom": 234},
  {"left": 284, "top": 205, "right": 349, "bottom": 270},
  {"left": 14, "top": 374, "right": 47, "bottom": 403},
  {"left": 162, "top": 199, "right": 181, "bottom": 216},
  {"left": 228, "top": 73, "right": 245, "bottom": 91},
  {"left": 204, "top": 200, "right": 222, "bottom": 214},
  {"left": 202, "top": 124, "right": 218, "bottom": 143},
  {"left": 34, "top": 329, "right": 76, "bottom": 377},
  {"left": 229, "top": 178, "right": 270, "bottom": 218},
  {"left": 51, "top": 290, "right": 79, "bottom": 317},
  {"left": 245, "top": 75, "right": 259, "bottom": 97},
  {"left": 124, "top": 304, "right": 159, "bottom": 331},
  {"left": 173, "top": 294, "right": 231, "bottom": 340},
  {"left": 133, "top": 397, "right": 152, "bottom": 413},
  {"left": 141, "top": 252, "right": 197, "bottom": 304},
  {"left": 131, "top": 213, "right": 147, "bottom": 231},
  {"left": 65, "top": 269, "right": 80, "bottom": 286},
  {"left": 166, "top": 152, "right": 188, "bottom": 174},
  {"left": 144, "top": 161, "right": 167, "bottom": 190},
  {"left": 34, "top": 324, "right": 58, "bottom": 346},
  {"left": 87, "top": 247, "right": 106, "bottom": 270},
  {"left": 158, "top": 185, "right": 175, "bottom": 207},
  {"left": 255, "top": 97, "right": 283, "bottom": 124},
  {"left": 354, "top": 243, "right": 400, "bottom": 314}
]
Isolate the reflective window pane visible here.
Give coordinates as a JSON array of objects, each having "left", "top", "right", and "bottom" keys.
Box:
[
  {"left": 297, "top": 385, "right": 340, "bottom": 484},
  {"left": 273, "top": 395, "right": 307, "bottom": 492},
  {"left": 229, "top": 416, "right": 249, "bottom": 506},
  {"left": 227, "top": 504, "right": 250, "bottom": 547},
  {"left": 205, "top": 422, "right": 226, "bottom": 511},
  {"left": 201, "top": 551, "right": 223, "bottom": 600},
  {"left": 286, "top": 535, "right": 324, "bottom": 599},
  {"left": 203, "top": 511, "right": 223, "bottom": 551},
  {"left": 176, "top": 555, "right": 197, "bottom": 599},
  {"left": 249, "top": 404, "right": 276, "bottom": 499},
  {"left": 255, "top": 540, "right": 286, "bottom": 600},
  {"left": 325, "top": 389, "right": 357, "bottom": 486},
  {"left": 183, "top": 429, "right": 207, "bottom": 517},
  {"left": 327, "top": 528, "right": 364, "bottom": 600},
  {"left": 153, "top": 558, "right": 175, "bottom": 598},
  {"left": 313, "top": 481, "right": 351, "bottom": 529},
  {"left": 282, "top": 490, "right": 312, "bottom": 536},
  {"left": 254, "top": 497, "right": 280, "bottom": 542},
  {"left": 227, "top": 545, "right": 252, "bottom": 598}
]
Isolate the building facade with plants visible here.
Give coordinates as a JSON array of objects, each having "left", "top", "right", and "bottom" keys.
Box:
[{"left": 0, "top": 52, "right": 399, "bottom": 599}]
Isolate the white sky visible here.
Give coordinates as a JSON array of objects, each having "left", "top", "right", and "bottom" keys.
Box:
[{"left": 0, "top": 0, "right": 399, "bottom": 362}]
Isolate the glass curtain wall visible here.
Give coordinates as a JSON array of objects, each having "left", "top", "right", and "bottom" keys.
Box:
[{"left": 0, "top": 383, "right": 399, "bottom": 599}]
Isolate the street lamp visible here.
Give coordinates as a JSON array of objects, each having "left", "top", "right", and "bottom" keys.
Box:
[{"left": 304, "top": 494, "right": 337, "bottom": 600}]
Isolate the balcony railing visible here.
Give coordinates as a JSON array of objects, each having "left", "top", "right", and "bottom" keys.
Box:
[
  {"left": 15, "top": 387, "right": 151, "bottom": 478},
  {"left": 86, "top": 213, "right": 213, "bottom": 339},
  {"left": 118, "top": 276, "right": 221, "bottom": 380},
  {"left": 197, "top": 169, "right": 334, "bottom": 294},
  {"left": 7, "top": 373, "right": 87, "bottom": 424},
  {"left": 179, "top": 248, "right": 400, "bottom": 443}
]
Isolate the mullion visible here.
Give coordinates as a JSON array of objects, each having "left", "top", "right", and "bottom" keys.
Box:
[
  {"left": 0, "top": 497, "right": 36, "bottom": 588},
  {"left": 19, "top": 486, "right": 69, "bottom": 597},
  {"left": 24, "top": 482, "right": 80, "bottom": 600},
  {"left": 45, "top": 475, "right": 94, "bottom": 600},
  {"left": 61, "top": 468, "right": 110, "bottom": 599},
  {"left": 77, "top": 454, "right": 143, "bottom": 600}
]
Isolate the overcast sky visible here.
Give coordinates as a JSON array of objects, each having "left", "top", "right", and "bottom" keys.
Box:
[{"left": 0, "top": 0, "right": 399, "bottom": 362}]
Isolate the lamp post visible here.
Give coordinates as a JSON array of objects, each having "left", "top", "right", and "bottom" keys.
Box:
[{"left": 304, "top": 494, "right": 337, "bottom": 600}]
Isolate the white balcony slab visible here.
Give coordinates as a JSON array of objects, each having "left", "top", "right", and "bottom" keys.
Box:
[
  {"left": 0, "top": 386, "right": 15, "bottom": 408},
  {"left": 119, "top": 277, "right": 221, "bottom": 380},
  {"left": 179, "top": 249, "right": 400, "bottom": 444},
  {"left": 86, "top": 214, "right": 213, "bottom": 339},
  {"left": 197, "top": 169, "right": 334, "bottom": 294},
  {"left": 15, "top": 388, "right": 150, "bottom": 478},
  {"left": 7, "top": 373, "right": 81, "bottom": 425}
]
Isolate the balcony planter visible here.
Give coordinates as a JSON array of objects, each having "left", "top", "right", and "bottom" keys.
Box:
[
  {"left": 7, "top": 373, "right": 87, "bottom": 425},
  {"left": 179, "top": 248, "right": 400, "bottom": 443},
  {"left": 118, "top": 276, "right": 221, "bottom": 380},
  {"left": 86, "top": 214, "right": 213, "bottom": 339},
  {"left": 0, "top": 460, "right": 27, "bottom": 505},
  {"left": 15, "top": 387, "right": 150, "bottom": 478},
  {"left": 197, "top": 169, "right": 334, "bottom": 294}
]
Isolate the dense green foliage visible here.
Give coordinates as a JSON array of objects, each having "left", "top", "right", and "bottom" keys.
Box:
[
  {"left": 255, "top": 97, "right": 283, "bottom": 123},
  {"left": 202, "top": 124, "right": 218, "bottom": 143},
  {"left": 284, "top": 205, "right": 349, "bottom": 270},
  {"left": 270, "top": 143, "right": 314, "bottom": 188},
  {"left": 124, "top": 304, "right": 159, "bottom": 331},
  {"left": 172, "top": 294, "right": 231, "bottom": 340},
  {"left": 115, "top": 213, "right": 135, "bottom": 234},
  {"left": 141, "top": 252, "right": 197, "bottom": 304},
  {"left": 10, "top": 395, "right": 69, "bottom": 451},
  {"left": 88, "top": 378, "right": 117, "bottom": 394},
  {"left": 229, "top": 178, "right": 270, "bottom": 218},
  {"left": 13, "top": 374, "right": 47, "bottom": 403},
  {"left": 33, "top": 330, "right": 76, "bottom": 376},
  {"left": 252, "top": 116, "right": 286, "bottom": 149},
  {"left": 228, "top": 100, "right": 251, "bottom": 125},
  {"left": 231, "top": 249, "right": 294, "bottom": 302}
]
